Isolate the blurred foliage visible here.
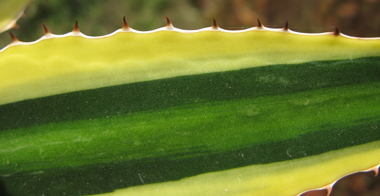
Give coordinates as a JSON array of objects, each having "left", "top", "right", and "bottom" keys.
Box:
[{"left": 1, "top": 0, "right": 380, "bottom": 49}]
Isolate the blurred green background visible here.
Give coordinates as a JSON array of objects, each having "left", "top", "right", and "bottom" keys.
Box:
[{"left": 0, "top": 0, "right": 380, "bottom": 49}]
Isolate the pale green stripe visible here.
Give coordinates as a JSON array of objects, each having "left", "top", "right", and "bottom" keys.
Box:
[
  {"left": 1, "top": 31, "right": 380, "bottom": 105},
  {"left": 92, "top": 140, "right": 380, "bottom": 196}
]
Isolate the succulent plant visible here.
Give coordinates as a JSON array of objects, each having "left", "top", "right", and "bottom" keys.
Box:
[{"left": 0, "top": 1, "right": 379, "bottom": 196}]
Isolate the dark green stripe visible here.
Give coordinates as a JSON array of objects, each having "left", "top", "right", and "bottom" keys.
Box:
[
  {"left": 1, "top": 81, "right": 380, "bottom": 172},
  {"left": 2, "top": 119, "right": 379, "bottom": 196},
  {"left": 1, "top": 78, "right": 380, "bottom": 195},
  {"left": 1, "top": 57, "right": 380, "bottom": 131}
]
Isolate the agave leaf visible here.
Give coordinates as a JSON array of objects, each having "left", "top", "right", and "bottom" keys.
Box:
[
  {"left": 0, "top": 20, "right": 379, "bottom": 196},
  {"left": 0, "top": 0, "right": 32, "bottom": 34}
]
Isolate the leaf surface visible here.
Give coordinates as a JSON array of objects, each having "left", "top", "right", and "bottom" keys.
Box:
[
  {"left": 0, "top": 26, "right": 379, "bottom": 196},
  {"left": 0, "top": 0, "right": 32, "bottom": 33}
]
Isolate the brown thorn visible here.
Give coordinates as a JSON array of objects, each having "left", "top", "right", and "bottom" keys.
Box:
[
  {"left": 165, "top": 17, "right": 172, "bottom": 27},
  {"left": 326, "top": 185, "right": 333, "bottom": 196},
  {"left": 72, "top": 20, "right": 80, "bottom": 33},
  {"left": 371, "top": 165, "right": 379, "bottom": 176},
  {"left": 42, "top": 24, "right": 51, "bottom": 35},
  {"left": 333, "top": 27, "right": 340, "bottom": 36},
  {"left": 374, "top": 169, "right": 379, "bottom": 176},
  {"left": 212, "top": 18, "right": 218, "bottom": 29},
  {"left": 12, "top": 23, "right": 20, "bottom": 29},
  {"left": 257, "top": 19, "right": 263, "bottom": 28},
  {"left": 122, "top": 16, "right": 130, "bottom": 30},
  {"left": 282, "top": 21, "right": 289, "bottom": 31},
  {"left": 22, "top": 13, "right": 26, "bottom": 18},
  {"left": 9, "top": 32, "right": 19, "bottom": 43}
]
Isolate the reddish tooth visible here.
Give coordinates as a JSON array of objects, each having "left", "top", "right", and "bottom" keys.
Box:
[
  {"left": 122, "top": 16, "right": 130, "bottom": 30},
  {"left": 165, "top": 17, "right": 172, "bottom": 27},
  {"left": 282, "top": 21, "right": 289, "bottom": 31},
  {"left": 257, "top": 19, "right": 263, "bottom": 28},
  {"left": 11, "top": 23, "right": 19, "bottom": 29},
  {"left": 370, "top": 165, "right": 379, "bottom": 176},
  {"left": 9, "top": 32, "right": 19, "bottom": 43},
  {"left": 333, "top": 27, "right": 340, "bottom": 36},
  {"left": 326, "top": 184, "right": 333, "bottom": 196},
  {"left": 72, "top": 20, "right": 80, "bottom": 33},
  {"left": 212, "top": 18, "right": 218, "bottom": 30},
  {"left": 42, "top": 24, "right": 51, "bottom": 35}
]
